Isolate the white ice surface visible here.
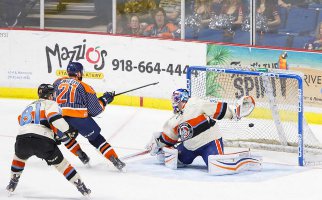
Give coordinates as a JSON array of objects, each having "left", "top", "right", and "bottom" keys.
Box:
[{"left": 1, "top": 99, "right": 322, "bottom": 200}]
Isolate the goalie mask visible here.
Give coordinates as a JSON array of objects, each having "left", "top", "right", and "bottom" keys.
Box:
[{"left": 171, "top": 89, "right": 189, "bottom": 113}]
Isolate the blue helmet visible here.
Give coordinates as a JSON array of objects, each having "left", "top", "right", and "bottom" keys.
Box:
[
  {"left": 67, "top": 62, "right": 84, "bottom": 76},
  {"left": 171, "top": 88, "right": 189, "bottom": 113}
]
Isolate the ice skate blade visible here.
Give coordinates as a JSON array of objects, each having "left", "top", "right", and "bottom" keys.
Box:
[
  {"left": 119, "top": 167, "right": 127, "bottom": 173},
  {"left": 84, "top": 162, "right": 91, "bottom": 168},
  {"left": 7, "top": 190, "right": 13, "bottom": 197},
  {"left": 83, "top": 193, "right": 91, "bottom": 199}
]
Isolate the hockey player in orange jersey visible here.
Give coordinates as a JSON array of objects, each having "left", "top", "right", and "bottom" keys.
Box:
[
  {"left": 6, "top": 84, "right": 91, "bottom": 196},
  {"left": 146, "top": 89, "right": 262, "bottom": 175},
  {"left": 53, "top": 62, "right": 125, "bottom": 171}
]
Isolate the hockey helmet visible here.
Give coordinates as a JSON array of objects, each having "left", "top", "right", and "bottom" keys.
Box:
[
  {"left": 171, "top": 88, "right": 189, "bottom": 113},
  {"left": 38, "top": 83, "right": 55, "bottom": 99},
  {"left": 67, "top": 62, "right": 84, "bottom": 76}
]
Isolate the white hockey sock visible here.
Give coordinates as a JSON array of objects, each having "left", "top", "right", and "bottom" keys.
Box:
[
  {"left": 10, "top": 154, "right": 26, "bottom": 178},
  {"left": 54, "top": 158, "right": 81, "bottom": 185}
]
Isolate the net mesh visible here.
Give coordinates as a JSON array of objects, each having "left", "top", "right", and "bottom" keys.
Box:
[{"left": 189, "top": 67, "right": 322, "bottom": 161}]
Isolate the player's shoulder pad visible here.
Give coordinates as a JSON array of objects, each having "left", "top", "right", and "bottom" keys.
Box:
[
  {"left": 185, "top": 97, "right": 200, "bottom": 106},
  {"left": 54, "top": 76, "right": 68, "bottom": 83},
  {"left": 79, "top": 81, "right": 96, "bottom": 94},
  {"left": 44, "top": 99, "right": 59, "bottom": 108}
]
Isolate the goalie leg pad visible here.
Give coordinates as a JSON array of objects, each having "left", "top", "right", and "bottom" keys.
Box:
[
  {"left": 208, "top": 151, "right": 262, "bottom": 175},
  {"left": 156, "top": 151, "right": 165, "bottom": 163},
  {"left": 162, "top": 147, "right": 178, "bottom": 170}
]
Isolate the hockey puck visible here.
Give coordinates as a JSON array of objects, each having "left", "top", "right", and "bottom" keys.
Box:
[{"left": 248, "top": 123, "right": 254, "bottom": 127}]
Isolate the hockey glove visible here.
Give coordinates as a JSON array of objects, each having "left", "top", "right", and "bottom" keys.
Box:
[
  {"left": 64, "top": 126, "right": 79, "bottom": 139},
  {"left": 146, "top": 132, "right": 165, "bottom": 156},
  {"left": 229, "top": 96, "right": 255, "bottom": 121},
  {"left": 54, "top": 135, "right": 62, "bottom": 145},
  {"left": 99, "top": 91, "right": 115, "bottom": 107}
]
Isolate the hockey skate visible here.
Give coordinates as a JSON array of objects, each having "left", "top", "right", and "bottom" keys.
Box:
[
  {"left": 109, "top": 156, "right": 126, "bottom": 172},
  {"left": 74, "top": 179, "right": 91, "bottom": 197},
  {"left": 76, "top": 150, "right": 90, "bottom": 166},
  {"left": 6, "top": 174, "right": 20, "bottom": 195}
]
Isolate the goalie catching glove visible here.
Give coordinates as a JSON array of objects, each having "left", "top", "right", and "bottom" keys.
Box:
[
  {"left": 229, "top": 96, "right": 255, "bottom": 121},
  {"left": 99, "top": 91, "right": 115, "bottom": 106},
  {"left": 146, "top": 132, "right": 167, "bottom": 156}
]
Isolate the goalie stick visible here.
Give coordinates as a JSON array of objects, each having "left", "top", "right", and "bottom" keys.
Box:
[
  {"left": 120, "top": 150, "right": 150, "bottom": 161},
  {"left": 121, "top": 137, "right": 240, "bottom": 161},
  {"left": 120, "top": 138, "right": 186, "bottom": 161}
]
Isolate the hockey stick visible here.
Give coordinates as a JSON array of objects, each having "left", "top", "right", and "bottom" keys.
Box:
[
  {"left": 120, "top": 137, "right": 193, "bottom": 161},
  {"left": 120, "top": 150, "right": 150, "bottom": 161},
  {"left": 114, "top": 82, "right": 159, "bottom": 96}
]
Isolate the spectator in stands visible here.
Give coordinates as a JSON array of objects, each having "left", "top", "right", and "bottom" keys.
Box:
[
  {"left": 125, "top": 14, "right": 144, "bottom": 35},
  {"left": 158, "top": 0, "right": 181, "bottom": 24},
  {"left": 0, "top": 0, "right": 33, "bottom": 27},
  {"left": 304, "top": 22, "right": 322, "bottom": 50},
  {"left": 220, "top": 0, "right": 244, "bottom": 27},
  {"left": 314, "top": 22, "right": 322, "bottom": 48},
  {"left": 278, "top": 0, "right": 311, "bottom": 8},
  {"left": 185, "top": 0, "right": 195, "bottom": 16},
  {"left": 213, "top": 0, "right": 224, "bottom": 14},
  {"left": 278, "top": 0, "right": 291, "bottom": 8},
  {"left": 107, "top": 10, "right": 127, "bottom": 34},
  {"left": 123, "top": 0, "right": 157, "bottom": 23},
  {"left": 218, "top": 0, "right": 244, "bottom": 38},
  {"left": 241, "top": 0, "right": 250, "bottom": 14},
  {"left": 143, "top": 7, "right": 179, "bottom": 38},
  {"left": 256, "top": 0, "right": 281, "bottom": 32},
  {"left": 194, "top": 0, "right": 215, "bottom": 28}
]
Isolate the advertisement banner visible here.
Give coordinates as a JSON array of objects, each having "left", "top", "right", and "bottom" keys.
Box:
[
  {"left": 0, "top": 30, "right": 206, "bottom": 99},
  {"left": 292, "top": 67, "right": 322, "bottom": 107},
  {"left": 206, "top": 44, "right": 322, "bottom": 108}
]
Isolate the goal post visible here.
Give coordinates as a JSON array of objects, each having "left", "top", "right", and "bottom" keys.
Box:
[{"left": 186, "top": 66, "right": 322, "bottom": 166}]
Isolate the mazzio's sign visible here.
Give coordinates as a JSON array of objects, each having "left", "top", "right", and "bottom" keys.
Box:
[{"left": 45, "top": 39, "right": 107, "bottom": 73}]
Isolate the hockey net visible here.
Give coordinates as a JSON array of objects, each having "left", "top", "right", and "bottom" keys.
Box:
[{"left": 187, "top": 66, "right": 322, "bottom": 166}]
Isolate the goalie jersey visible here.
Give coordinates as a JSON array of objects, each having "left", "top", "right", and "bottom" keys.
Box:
[
  {"left": 53, "top": 77, "right": 104, "bottom": 118},
  {"left": 17, "top": 99, "right": 70, "bottom": 140},
  {"left": 161, "top": 97, "right": 233, "bottom": 151}
]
